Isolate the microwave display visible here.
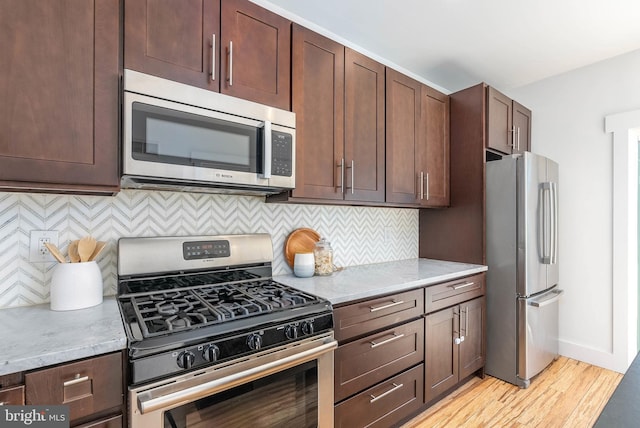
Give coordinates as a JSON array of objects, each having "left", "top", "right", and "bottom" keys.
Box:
[{"left": 132, "top": 102, "right": 260, "bottom": 173}]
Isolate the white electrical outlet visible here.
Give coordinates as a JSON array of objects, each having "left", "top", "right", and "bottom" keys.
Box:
[{"left": 29, "top": 230, "right": 59, "bottom": 263}]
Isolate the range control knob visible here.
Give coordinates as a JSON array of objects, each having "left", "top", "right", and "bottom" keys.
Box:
[
  {"left": 202, "top": 344, "right": 220, "bottom": 362},
  {"left": 301, "top": 321, "right": 315, "bottom": 336},
  {"left": 285, "top": 324, "right": 299, "bottom": 340},
  {"left": 247, "top": 333, "right": 263, "bottom": 350},
  {"left": 177, "top": 350, "right": 196, "bottom": 369}
]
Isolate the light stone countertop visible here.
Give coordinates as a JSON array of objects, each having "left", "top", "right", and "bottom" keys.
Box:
[
  {"left": 275, "top": 258, "right": 487, "bottom": 305},
  {"left": 0, "top": 297, "right": 127, "bottom": 376},
  {"left": 0, "top": 259, "right": 485, "bottom": 377}
]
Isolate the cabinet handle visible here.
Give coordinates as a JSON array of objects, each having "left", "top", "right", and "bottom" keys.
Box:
[
  {"left": 370, "top": 333, "right": 405, "bottom": 348},
  {"left": 461, "top": 306, "right": 469, "bottom": 337},
  {"left": 517, "top": 127, "right": 521, "bottom": 151},
  {"left": 511, "top": 126, "right": 516, "bottom": 149},
  {"left": 369, "top": 300, "right": 404, "bottom": 312},
  {"left": 450, "top": 281, "right": 475, "bottom": 290},
  {"left": 211, "top": 34, "right": 216, "bottom": 81},
  {"left": 351, "top": 159, "right": 356, "bottom": 195},
  {"left": 426, "top": 172, "right": 430, "bottom": 200},
  {"left": 227, "top": 41, "right": 233, "bottom": 86},
  {"left": 63, "top": 375, "right": 89, "bottom": 387},
  {"left": 336, "top": 158, "right": 344, "bottom": 193},
  {"left": 420, "top": 171, "right": 424, "bottom": 200},
  {"left": 369, "top": 383, "right": 404, "bottom": 403}
]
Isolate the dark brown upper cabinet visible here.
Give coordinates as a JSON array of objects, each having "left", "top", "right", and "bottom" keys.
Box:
[
  {"left": 343, "top": 48, "right": 386, "bottom": 203},
  {"left": 419, "top": 85, "right": 450, "bottom": 207},
  {"left": 125, "top": 0, "right": 291, "bottom": 110},
  {"left": 0, "top": 0, "right": 119, "bottom": 193},
  {"left": 289, "top": 24, "right": 345, "bottom": 200},
  {"left": 385, "top": 68, "right": 422, "bottom": 205},
  {"left": 487, "top": 86, "right": 531, "bottom": 154},
  {"left": 275, "top": 26, "right": 385, "bottom": 204}
]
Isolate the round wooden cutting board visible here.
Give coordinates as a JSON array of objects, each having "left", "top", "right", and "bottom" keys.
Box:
[{"left": 284, "top": 228, "right": 321, "bottom": 268}]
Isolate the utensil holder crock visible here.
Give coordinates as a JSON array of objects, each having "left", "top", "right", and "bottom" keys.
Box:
[{"left": 50, "top": 261, "right": 103, "bottom": 311}]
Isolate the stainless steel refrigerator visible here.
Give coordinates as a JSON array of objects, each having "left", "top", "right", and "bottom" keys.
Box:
[{"left": 485, "top": 151, "right": 563, "bottom": 388}]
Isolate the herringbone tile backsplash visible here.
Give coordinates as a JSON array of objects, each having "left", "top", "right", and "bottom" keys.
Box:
[{"left": 0, "top": 190, "right": 418, "bottom": 308}]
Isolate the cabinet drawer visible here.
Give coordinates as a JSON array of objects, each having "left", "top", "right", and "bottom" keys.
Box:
[
  {"left": 335, "top": 364, "right": 424, "bottom": 428},
  {"left": 335, "top": 318, "right": 424, "bottom": 402},
  {"left": 0, "top": 385, "right": 25, "bottom": 405},
  {"left": 426, "top": 273, "right": 485, "bottom": 313},
  {"left": 25, "top": 352, "right": 123, "bottom": 424},
  {"left": 334, "top": 289, "right": 424, "bottom": 342}
]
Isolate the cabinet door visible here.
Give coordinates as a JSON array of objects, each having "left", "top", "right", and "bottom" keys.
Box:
[
  {"left": 459, "top": 297, "right": 486, "bottom": 379},
  {"left": 220, "top": 0, "right": 291, "bottom": 110},
  {"left": 386, "top": 68, "right": 421, "bottom": 205},
  {"left": 291, "top": 24, "right": 344, "bottom": 200},
  {"left": 344, "top": 48, "right": 385, "bottom": 202},
  {"left": 513, "top": 101, "right": 532, "bottom": 153},
  {"left": 486, "top": 86, "right": 513, "bottom": 154},
  {"left": 420, "top": 85, "right": 450, "bottom": 207},
  {"left": 0, "top": 0, "right": 119, "bottom": 191},
  {"left": 125, "top": 0, "right": 220, "bottom": 91},
  {"left": 425, "top": 306, "right": 458, "bottom": 403}
]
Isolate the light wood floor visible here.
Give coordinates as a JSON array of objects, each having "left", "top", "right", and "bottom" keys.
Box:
[{"left": 402, "top": 357, "right": 622, "bottom": 428}]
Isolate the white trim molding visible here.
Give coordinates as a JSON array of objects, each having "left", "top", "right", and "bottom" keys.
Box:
[{"left": 604, "top": 110, "right": 640, "bottom": 372}]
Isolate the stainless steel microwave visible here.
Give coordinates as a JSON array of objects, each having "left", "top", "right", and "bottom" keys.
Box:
[{"left": 122, "top": 69, "right": 295, "bottom": 195}]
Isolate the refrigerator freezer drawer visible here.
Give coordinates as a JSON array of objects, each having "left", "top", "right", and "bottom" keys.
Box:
[{"left": 517, "top": 288, "right": 563, "bottom": 387}]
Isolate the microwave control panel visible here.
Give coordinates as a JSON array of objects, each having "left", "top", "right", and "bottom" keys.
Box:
[{"left": 271, "top": 131, "right": 293, "bottom": 177}]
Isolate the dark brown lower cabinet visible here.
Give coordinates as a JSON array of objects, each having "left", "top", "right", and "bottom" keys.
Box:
[
  {"left": 0, "top": 385, "right": 24, "bottom": 405},
  {"left": 334, "top": 318, "right": 424, "bottom": 402},
  {"left": 75, "top": 414, "right": 122, "bottom": 428},
  {"left": 425, "top": 296, "right": 485, "bottom": 403},
  {"left": 335, "top": 364, "right": 424, "bottom": 428},
  {"left": 24, "top": 352, "right": 124, "bottom": 427}
]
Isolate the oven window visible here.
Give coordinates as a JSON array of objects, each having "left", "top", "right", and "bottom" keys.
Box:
[
  {"left": 131, "top": 102, "right": 261, "bottom": 172},
  {"left": 163, "top": 361, "right": 318, "bottom": 428}
]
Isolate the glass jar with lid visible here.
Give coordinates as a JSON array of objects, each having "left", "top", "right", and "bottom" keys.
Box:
[{"left": 313, "top": 238, "right": 334, "bottom": 276}]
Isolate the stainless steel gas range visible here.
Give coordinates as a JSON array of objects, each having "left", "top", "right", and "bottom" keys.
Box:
[{"left": 117, "top": 234, "right": 337, "bottom": 428}]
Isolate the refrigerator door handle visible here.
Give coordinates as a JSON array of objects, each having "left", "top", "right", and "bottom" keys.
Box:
[
  {"left": 530, "top": 289, "right": 564, "bottom": 308},
  {"left": 541, "top": 182, "right": 553, "bottom": 264},
  {"left": 551, "top": 182, "right": 559, "bottom": 265}
]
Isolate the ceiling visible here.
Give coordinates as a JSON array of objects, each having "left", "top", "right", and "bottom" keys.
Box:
[{"left": 261, "top": 0, "right": 640, "bottom": 93}]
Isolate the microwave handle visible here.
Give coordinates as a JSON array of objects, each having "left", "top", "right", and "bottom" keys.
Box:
[{"left": 263, "top": 121, "right": 272, "bottom": 178}]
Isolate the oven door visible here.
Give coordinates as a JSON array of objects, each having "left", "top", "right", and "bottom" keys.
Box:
[{"left": 129, "top": 334, "right": 336, "bottom": 428}]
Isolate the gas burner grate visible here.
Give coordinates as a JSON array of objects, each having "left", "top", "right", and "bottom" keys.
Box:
[{"left": 126, "top": 279, "right": 325, "bottom": 338}]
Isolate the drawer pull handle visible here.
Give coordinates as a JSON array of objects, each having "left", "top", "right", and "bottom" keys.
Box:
[
  {"left": 450, "top": 281, "right": 475, "bottom": 290},
  {"left": 63, "top": 375, "right": 89, "bottom": 387},
  {"left": 369, "top": 300, "right": 404, "bottom": 312},
  {"left": 370, "top": 383, "right": 404, "bottom": 403},
  {"left": 370, "top": 333, "right": 405, "bottom": 348}
]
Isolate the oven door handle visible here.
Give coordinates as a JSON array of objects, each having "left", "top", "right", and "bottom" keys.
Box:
[{"left": 137, "top": 339, "right": 338, "bottom": 414}]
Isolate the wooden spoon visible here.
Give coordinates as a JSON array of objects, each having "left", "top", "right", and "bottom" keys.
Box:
[
  {"left": 68, "top": 240, "right": 81, "bottom": 263},
  {"left": 89, "top": 241, "right": 107, "bottom": 261},
  {"left": 44, "top": 242, "right": 67, "bottom": 263},
  {"left": 77, "top": 236, "right": 97, "bottom": 262}
]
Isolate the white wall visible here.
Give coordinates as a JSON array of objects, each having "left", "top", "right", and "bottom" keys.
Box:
[{"left": 509, "top": 48, "right": 640, "bottom": 372}]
